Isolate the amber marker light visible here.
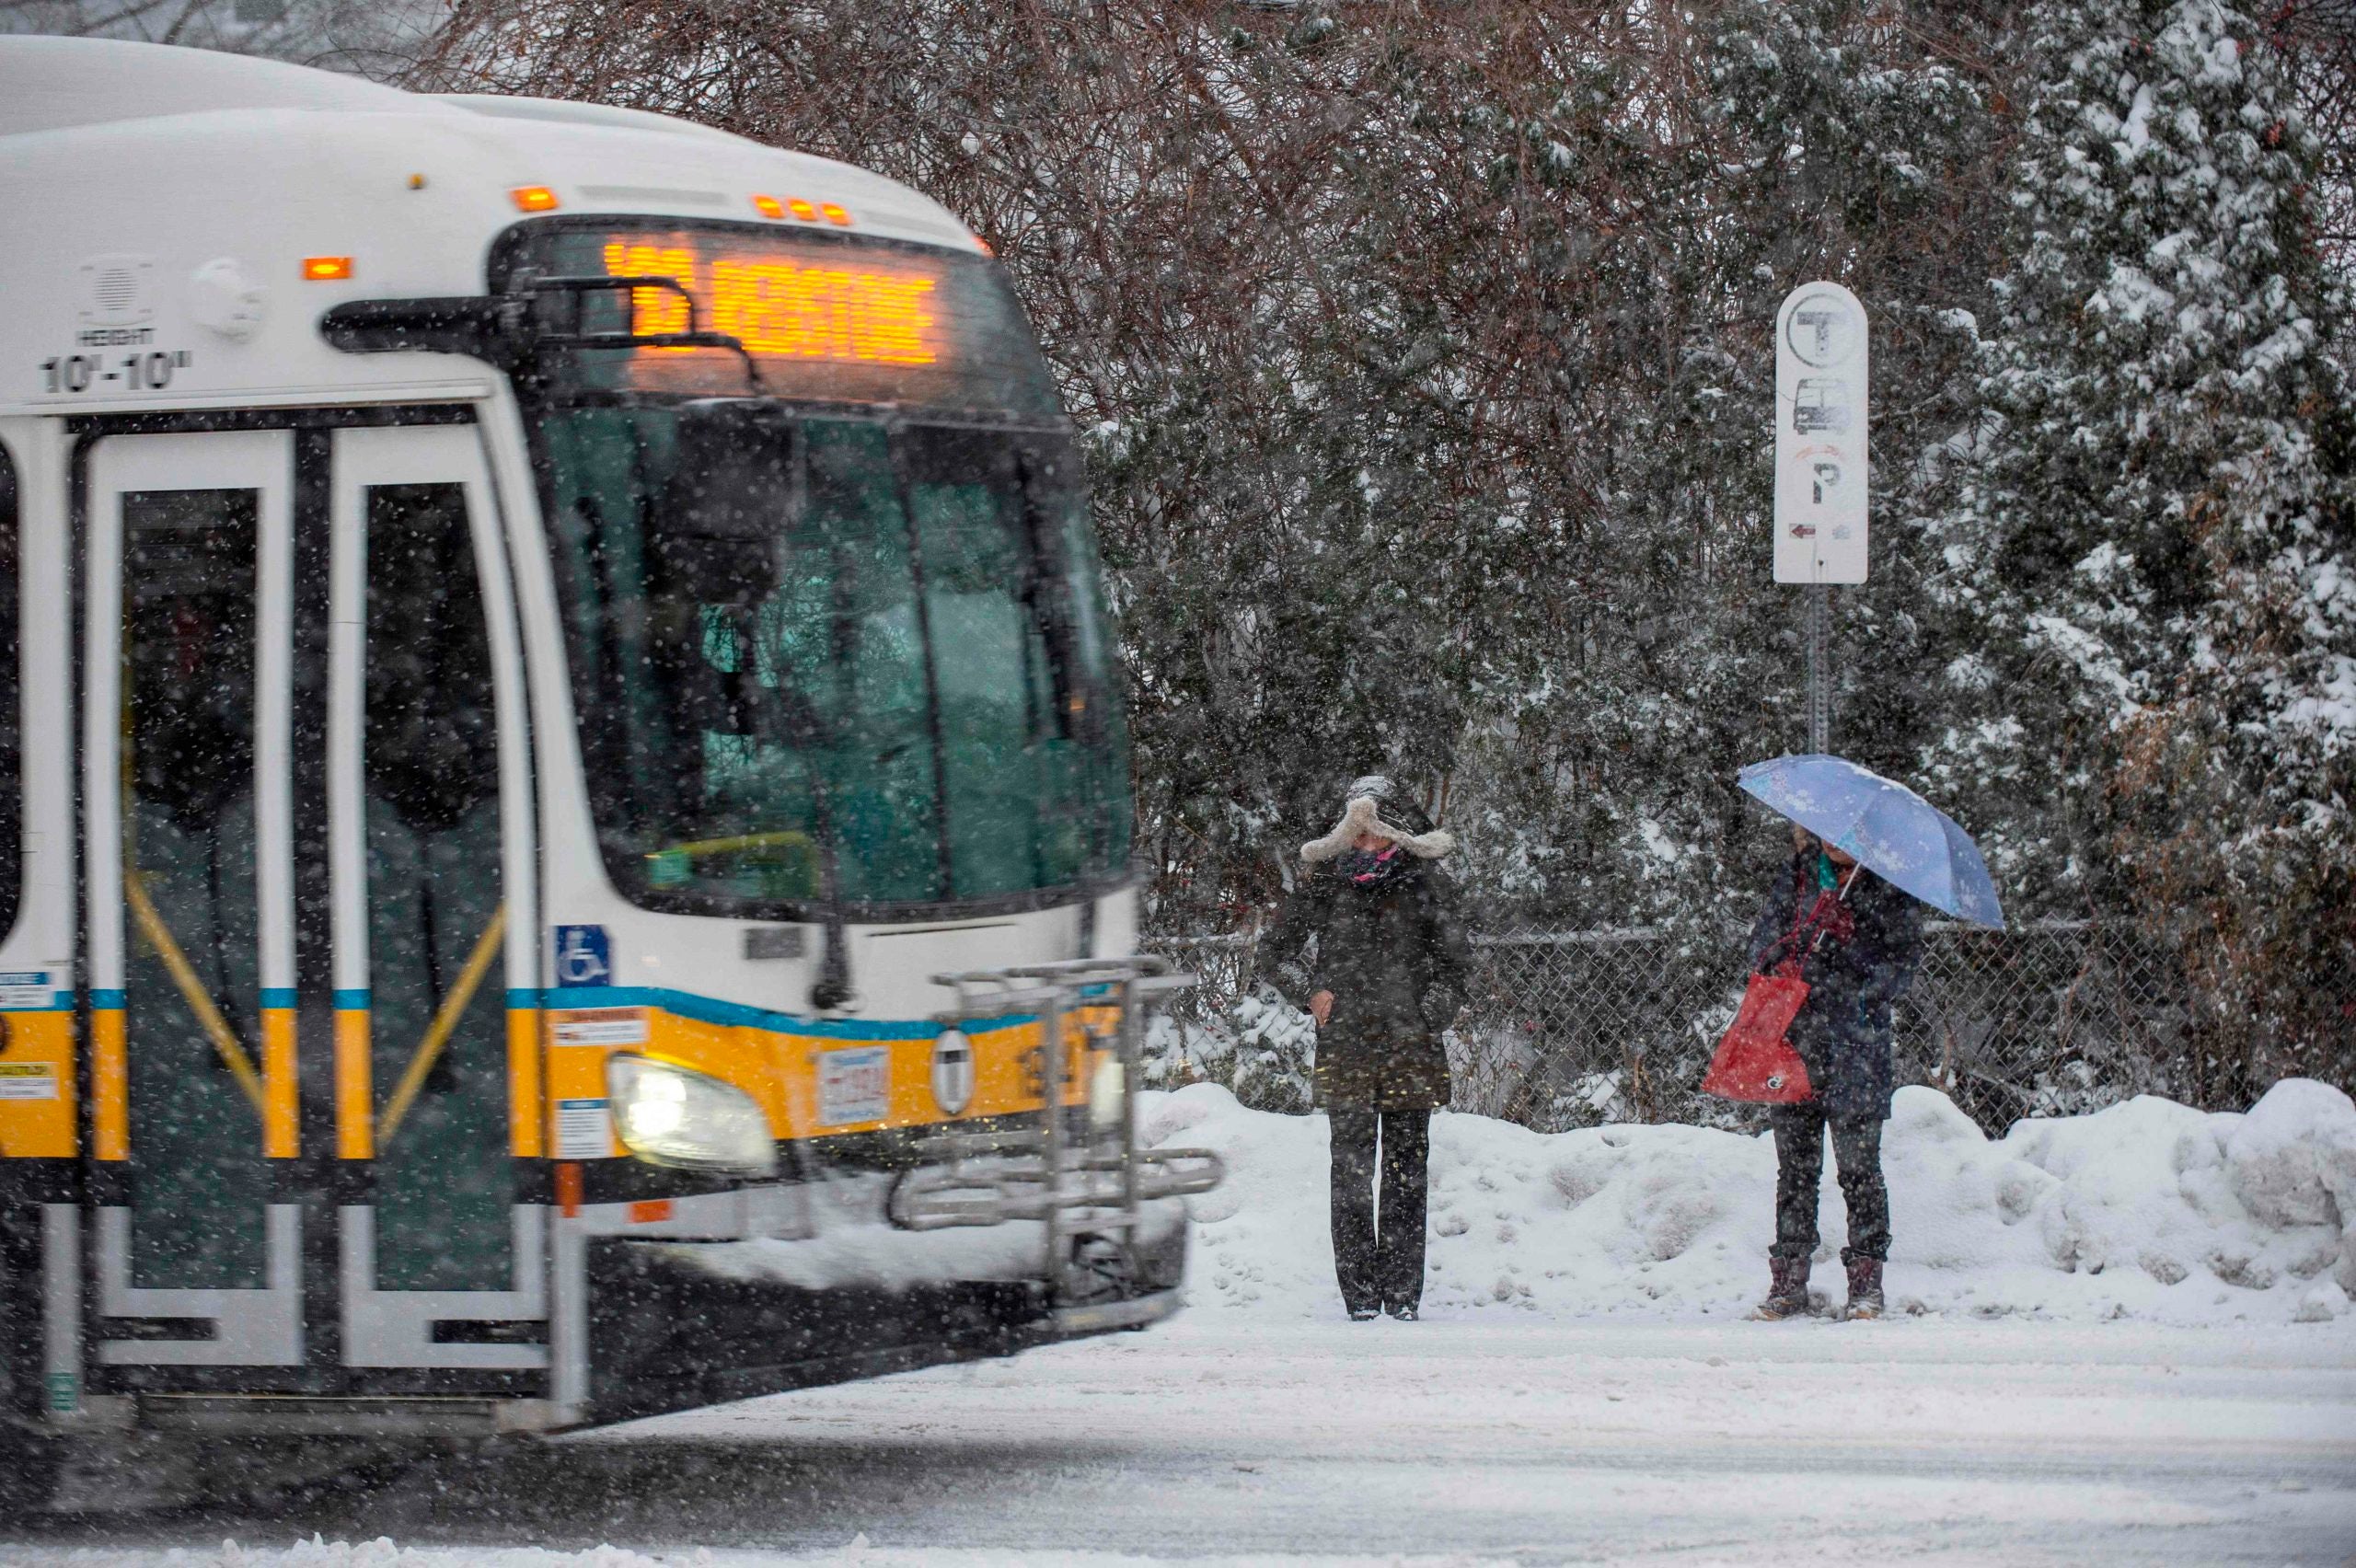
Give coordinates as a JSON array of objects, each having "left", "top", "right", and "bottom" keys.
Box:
[
  {"left": 751, "top": 193, "right": 786, "bottom": 219},
  {"left": 820, "top": 202, "right": 853, "bottom": 226},
  {"left": 972, "top": 235, "right": 995, "bottom": 257},
  {"left": 510, "top": 185, "right": 560, "bottom": 213},
  {"left": 301, "top": 256, "right": 354, "bottom": 281},
  {"left": 788, "top": 197, "right": 819, "bottom": 222}
]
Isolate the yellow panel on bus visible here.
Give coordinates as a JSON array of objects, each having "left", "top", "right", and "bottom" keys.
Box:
[
  {"left": 541, "top": 997, "right": 1112, "bottom": 1159},
  {"left": 0, "top": 1009, "right": 75, "bottom": 1159}
]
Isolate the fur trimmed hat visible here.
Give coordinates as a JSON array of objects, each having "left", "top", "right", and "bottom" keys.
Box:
[{"left": 1300, "top": 775, "right": 1457, "bottom": 863}]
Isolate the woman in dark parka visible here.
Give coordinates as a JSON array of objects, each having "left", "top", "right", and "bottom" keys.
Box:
[
  {"left": 1264, "top": 776, "right": 1472, "bottom": 1320},
  {"left": 1746, "top": 825, "right": 1926, "bottom": 1320}
]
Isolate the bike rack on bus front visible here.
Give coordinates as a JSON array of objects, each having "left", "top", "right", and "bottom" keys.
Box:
[{"left": 892, "top": 957, "right": 1222, "bottom": 1303}]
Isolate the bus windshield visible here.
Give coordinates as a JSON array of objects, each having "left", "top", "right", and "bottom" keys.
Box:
[
  {"left": 538, "top": 401, "right": 1133, "bottom": 915},
  {"left": 502, "top": 221, "right": 1132, "bottom": 915}
]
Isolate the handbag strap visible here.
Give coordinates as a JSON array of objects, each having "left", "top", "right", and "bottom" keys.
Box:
[{"left": 1765, "top": 858, "right": 1861, "bottom": 976}]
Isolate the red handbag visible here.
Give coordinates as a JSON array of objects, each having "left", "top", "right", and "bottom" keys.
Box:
[
  {"left": 1703, "top": 860, "right": 1858, "bottom": 1103},
  {"left": 1703, "top": 973, "right": 1815, "bottom": 1102}
]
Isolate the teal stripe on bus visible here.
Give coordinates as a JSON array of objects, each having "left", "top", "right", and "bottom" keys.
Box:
[
  {"left": 260, "top": 987, "right": 297, "bottom": 1009},
  {"left": 537, "top": 985, "right": 1037, "bottom": 1039},
  {"left": 333, "top": 988, "right": 370, "bottom": 1010}
]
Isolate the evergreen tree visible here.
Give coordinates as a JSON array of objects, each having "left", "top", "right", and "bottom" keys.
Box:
[{"left": 1932, "top": 0, "right": 2356, "bottom": 1090}]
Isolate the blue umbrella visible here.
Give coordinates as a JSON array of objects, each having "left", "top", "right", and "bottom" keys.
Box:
[{"left": 1738, "top": 755, "right": 2006, "bottom": 930}]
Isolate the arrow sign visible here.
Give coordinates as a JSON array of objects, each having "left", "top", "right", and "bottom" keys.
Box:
[{"left": 1773, "top": 282, "right": 1869, "bottom": 583}]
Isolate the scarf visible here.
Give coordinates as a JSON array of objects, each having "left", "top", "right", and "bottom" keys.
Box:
[
  {"left": 1338, "top": 842, "right": 1411, "bottom": 890},
  {"left": 1764, "top": 857, "right": 1857, "bottom": 976}
]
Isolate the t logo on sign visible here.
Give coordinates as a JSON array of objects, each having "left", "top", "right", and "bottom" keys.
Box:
[{"left": 1793, "top": 308, "right": 1842, "bottom": 362}]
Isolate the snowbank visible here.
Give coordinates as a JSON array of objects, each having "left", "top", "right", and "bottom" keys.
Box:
[{"left": 1144, "top": 1078, "right": 2356, "bottom": 1325}]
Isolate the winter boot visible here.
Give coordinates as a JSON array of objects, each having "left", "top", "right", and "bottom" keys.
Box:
[
  {"left": 1842, "top": 1258, "right": 1885, "bottom": 1320},
  {"left": 1749, "top": 1256, "right": 1812, "bottom": 1320}
]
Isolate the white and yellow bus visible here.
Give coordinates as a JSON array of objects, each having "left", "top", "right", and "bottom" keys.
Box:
[{"left": 0, "top": 35, "right": 1213, "bottom": 1494}]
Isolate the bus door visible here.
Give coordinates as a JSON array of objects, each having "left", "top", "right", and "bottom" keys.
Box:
[
  {"left": 85, "top": 430, "right": 302, "bottom": 1366},
  {"left": 327, "top": 424, "right": 544, "bottom": 1370},
  {"left": 83, "top": 422, "right": 543, "bottom": 1379}
]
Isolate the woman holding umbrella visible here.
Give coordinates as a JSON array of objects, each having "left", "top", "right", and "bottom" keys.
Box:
[{"left": 1728, "top": 756, "right": 2005, "bottom": 1321}]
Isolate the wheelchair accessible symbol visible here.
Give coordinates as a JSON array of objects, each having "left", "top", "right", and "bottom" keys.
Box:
[{"left": 553, "top": 925, "right": 612, "bottom": 988}]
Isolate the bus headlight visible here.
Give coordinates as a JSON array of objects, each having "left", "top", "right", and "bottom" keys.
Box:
[{"left": 606, "top": 1055, "right": 778, "bottom": 1177}]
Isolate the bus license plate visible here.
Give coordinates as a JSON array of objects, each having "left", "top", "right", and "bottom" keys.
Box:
[{"left": 817, "top": 1046, "right": 890, "bottom": 1126}]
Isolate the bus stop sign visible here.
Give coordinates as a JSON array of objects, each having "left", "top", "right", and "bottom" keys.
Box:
[{"left": 1773, "top": 282, "right": 1869, "bottom": 583}]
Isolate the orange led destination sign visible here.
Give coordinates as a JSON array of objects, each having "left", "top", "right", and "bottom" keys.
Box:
[
  {"left": 535, "top": 224, "right": 1057, "bottom": 413},
  {"left": 603, "top": 240, "right": 941, "bottom": 367}
]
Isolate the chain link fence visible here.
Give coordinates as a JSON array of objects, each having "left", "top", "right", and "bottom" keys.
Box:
[{"left": 1143, "top": 919, "right": 2209, "bottom": 1135}]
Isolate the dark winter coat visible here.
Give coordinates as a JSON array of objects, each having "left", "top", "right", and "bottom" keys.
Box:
[
  {"left": 1264, "top": 859, "right": 1474, "bottom": 1110},
  {"left": 1743, "top": 851, "right": 1926, "bottom": 1121}
]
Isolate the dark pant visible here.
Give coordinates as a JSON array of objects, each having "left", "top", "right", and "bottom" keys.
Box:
[
  {"left": 1328, "top": 1107, "right": 1430, "bottom": 1312},
  {"left": 1769, "top": 1103, "right": 1889, "bottom": 1264}
]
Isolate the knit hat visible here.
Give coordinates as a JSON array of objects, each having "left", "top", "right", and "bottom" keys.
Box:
[{"left": 1300, "top": 775, "right": 1457, "bottom": 863}]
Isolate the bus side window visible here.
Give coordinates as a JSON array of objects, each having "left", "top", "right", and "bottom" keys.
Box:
[
  {"left": 0, "top": 445, "right": 17, "bottom": 944},
  {"left": 121, "top": 485, "right": 263, "bottom": 1288},
  {"left": 361, "top": 480, "right": 509, "bottom": 1291},
  {"left": 364, "top": 484, "right": 496, "bottom": 834}
]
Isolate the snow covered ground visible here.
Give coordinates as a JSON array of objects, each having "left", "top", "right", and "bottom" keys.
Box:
[
  {"left": 7, "top": 1317, "right": 2351, "bottom": 1565},
  {"left": 7, "top": 1082, "right": 2354, "bottom": 1565}
]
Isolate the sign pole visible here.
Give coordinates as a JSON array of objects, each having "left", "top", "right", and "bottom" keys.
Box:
[
  {"left": 1806, "top": 584, "right": 1831, "bottom": 754},
  {"left": 1773, "top": 282, "right": 1868, "bottom": 755}
]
